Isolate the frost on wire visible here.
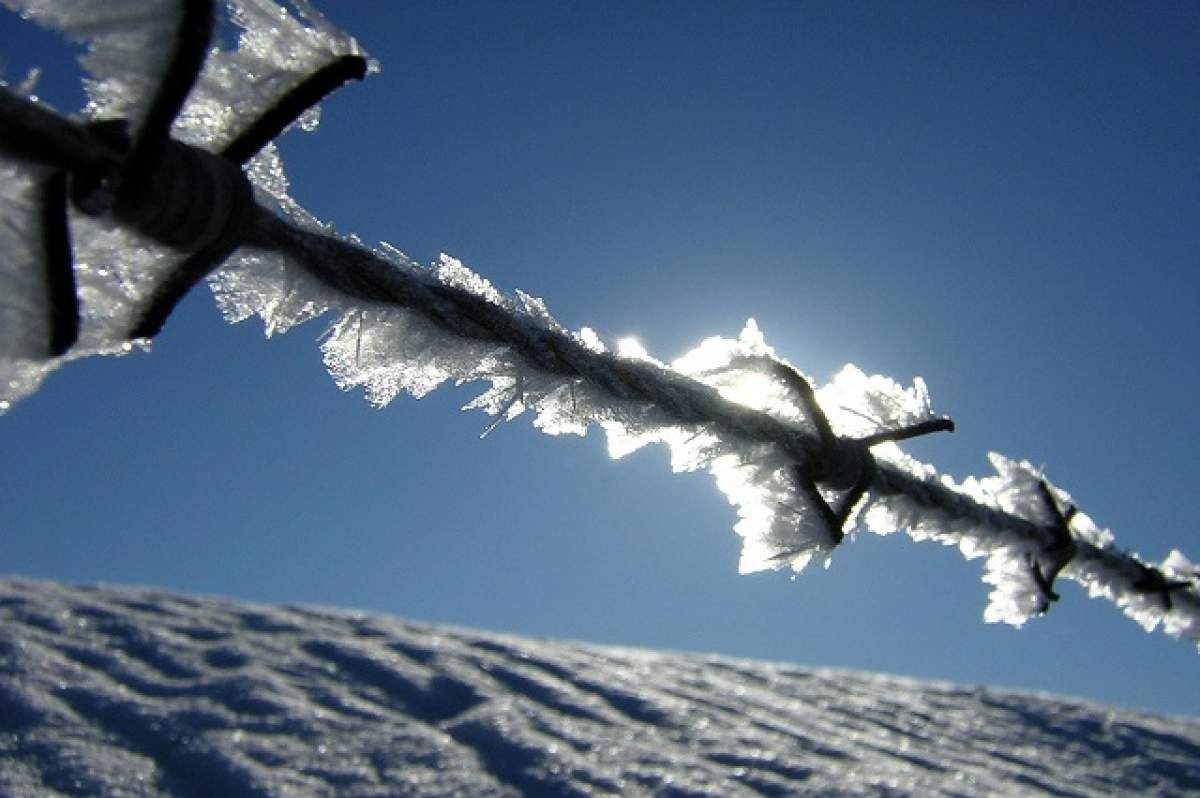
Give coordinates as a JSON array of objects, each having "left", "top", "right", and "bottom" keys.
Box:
[
  {"left": 1, "top": 0, "right": 1196, "bottom": 648},
  {"left": 0, "top": 0, "right": 365, "bottom": 410}
]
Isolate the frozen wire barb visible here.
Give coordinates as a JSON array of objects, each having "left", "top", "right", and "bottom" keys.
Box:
[
  {"left": 765, "top": 358, "right": 955, "bottom": 548},
  {"left": 1133, "top": 565, "right": 1193, "bottom": 612},
  {"left": 1028, "top": 479, "right": 1078, "bottom": 613},
  {"left": 0, "top": 0, "right": 369, "bottom": 349}
]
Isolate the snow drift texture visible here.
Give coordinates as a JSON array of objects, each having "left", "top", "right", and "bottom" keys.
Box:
[
  {"left": 2, "top": 577, "right": 1199, "bottom": 797},
  {"left": 1, "top": 0, "right": 1198, "bottom": 643}
]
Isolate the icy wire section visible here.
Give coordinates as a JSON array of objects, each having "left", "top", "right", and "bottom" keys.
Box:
[
  {"left": 868, "top": 452, "right": 1199, "bottom": 638},
  {"left": 215, "top": 234, "right": 1200, "bottom": 643},
  {"left": 4, "top": 2, "right": 1198, "bottom": 648},
  {"left": 251, "top": 240, "right": 1200, "bottom": 640},
  {"left": 0, "top": 88, "right": 162, "bottom": 413},
  {"left": 218, "top": 208, "right": 947, "bottom": 576},
  {"left": 0, "top": 0, "right": 367, "bottom": 411},
  {"left": 0, "top": 160, "right": 58, "bottom": 410}
]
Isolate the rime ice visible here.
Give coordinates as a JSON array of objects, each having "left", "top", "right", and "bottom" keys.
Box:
[
  {"left": 1, "top": 0, "right": 1197, "bottom": 650},
  {"left": 0, "top": 0, "right": 367, "bottom": 408}
]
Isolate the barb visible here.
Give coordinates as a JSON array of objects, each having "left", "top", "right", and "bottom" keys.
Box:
[
  {"left": 859, "top": 418, "right": 955, "bottom": 448},
  {"left": 39, "top": 171, "right": 78, "bottom": 356},
  {"left": 120, "top": 0, "right": 216, "bottom": 190},
  {"left": 0, "top": 87, "right": 116, "bottom": 173},
  {"left": 1028, "top": 480, "right": 1078, "bottom": 613},
  {"left": 1134, "top": 565, "right": 1192, "bottom": 612},
  {"left": 761, "top": 357, "right": 955, "bottom": 546},
  {"left": 222, "top": 54, "right": 370, "bottom": 165},
  {"left": 0, "top": 0, "right": 370, "bottom": 347}
]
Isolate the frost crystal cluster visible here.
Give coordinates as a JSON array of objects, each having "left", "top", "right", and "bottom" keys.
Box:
[{"left": 1, "top": 0, "right": 1197, "bottom": 647}]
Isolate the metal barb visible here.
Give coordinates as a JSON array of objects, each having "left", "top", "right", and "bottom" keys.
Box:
[
  {"left": 1029, "top": 556, "right": 1060, "bottom": 607},
  {"left": 0, "top": 0, "right": 368, "bottom": 351},
  {"left": 1133, "top": 565, "right": 1192, "bottom": 612},
  {"left": 769, "top": 359, "right": 954, "bottom": 549},
  {"left": 1027, "top": 480, "right": 1078, "bottom": 613},
  {"left": 39, "top": 171, "right": 78, "bottom": 356},
  {"left": 221, "top": 54, "right": 370, "bottom": 166},
  {"left": 120, "top": 0, "right": 215, "bottom": 190}
]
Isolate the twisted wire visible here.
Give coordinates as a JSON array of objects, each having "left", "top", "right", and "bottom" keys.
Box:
[{"left": 2, "top": 83, "right": 1197, "bottom": 634}]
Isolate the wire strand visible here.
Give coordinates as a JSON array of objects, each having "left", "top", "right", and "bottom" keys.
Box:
[{"left": 1, "top": 82, "right": 1197, "bottom": 643}]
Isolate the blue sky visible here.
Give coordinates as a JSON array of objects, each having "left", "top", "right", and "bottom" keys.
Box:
[{"left": 3, "top": 2, "right": 1199, "bottom": 717}]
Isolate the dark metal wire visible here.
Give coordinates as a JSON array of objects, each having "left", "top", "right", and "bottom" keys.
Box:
[
  {"left": 0, "top": 45, "right": 1196, "bottom": 633},
  {"left": 0, "top": 87, "right": 115, "bottom": 173},
  {"left": 0, "top": 0, "right": 368, "bottom": 347},
  {"left": 222, "top": 54, "right": 369, "bottom": 166},
  {"left": 119, "top": 0, "right": 215, "bottom": 191},
  {"left": 1028, "top": 480, "right": 1078, "bottom": 612},
  {"left": 127, "top": 143, "right": 257, "bottom": 339},
  {"left": 39, "top": 170, "right": 78, "bottom": 356}
]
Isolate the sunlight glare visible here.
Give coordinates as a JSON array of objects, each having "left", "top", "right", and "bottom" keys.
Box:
[{"left": 617, "top": 337, "right": 650, "bottom": 360}]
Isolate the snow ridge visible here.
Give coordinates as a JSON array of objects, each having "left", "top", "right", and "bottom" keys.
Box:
[
  {"left": 2, "top": 577, "right": 1198, "bottom": 796},
  {"left": 1, "top": 0, "right": 1198, "bottom": 646}
]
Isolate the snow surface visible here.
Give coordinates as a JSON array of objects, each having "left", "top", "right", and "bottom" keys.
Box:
[{"left": 2, "top": 578, "right": 1198, "bottom": 797}]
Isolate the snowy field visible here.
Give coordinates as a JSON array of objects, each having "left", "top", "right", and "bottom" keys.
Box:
[{"left": 1, "top": 577, "right": 1197, "bottom": 796}]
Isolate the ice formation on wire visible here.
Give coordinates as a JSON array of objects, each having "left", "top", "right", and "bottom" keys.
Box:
[
  {"left": 1, "top": 0, "right": 1197, "bottom": 649},
  {"left": 0, "top": 0, "right": 366, "bottom": 409}
]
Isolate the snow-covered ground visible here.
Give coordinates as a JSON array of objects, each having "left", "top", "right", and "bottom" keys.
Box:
[{"left": 1, "top": 577, "right": 1198, "bottom": 796}]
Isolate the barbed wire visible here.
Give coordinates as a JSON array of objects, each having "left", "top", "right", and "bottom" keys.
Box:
[{"left": 1, "top": 44, "right": 1197, "bottom": 644}]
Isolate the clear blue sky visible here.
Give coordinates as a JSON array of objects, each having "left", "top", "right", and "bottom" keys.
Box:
[{"left": 2, "top": 2, "right": 1198, "bottom": 717}]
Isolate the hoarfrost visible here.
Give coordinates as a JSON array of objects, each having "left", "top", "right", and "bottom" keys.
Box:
[
  {"left": 0, "top": 0, "right": 368, "bottom": 411},
  {"left": 817, "top": 365, "right": 934, "bottom": 440},
  {"left": 982, "top": 546, "right": 1051, "bottom": 627},
  {"left": 3, "top": 0, "right": 1198, "bottom": 649},
  {"left": 320, "top": 301, "right": 500, "bottom": 405},
  {"left": 0, "top": 0, "right": 961, "bottom": 578},
  {"left": 2, "top": 0, "right": 181, "bottom": 132},
  {"left": 0, "top": 103, "right": 166, "bottom": 409},
  {"left": 0, "top": 159, "right": 56, "bottom": 410}
]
